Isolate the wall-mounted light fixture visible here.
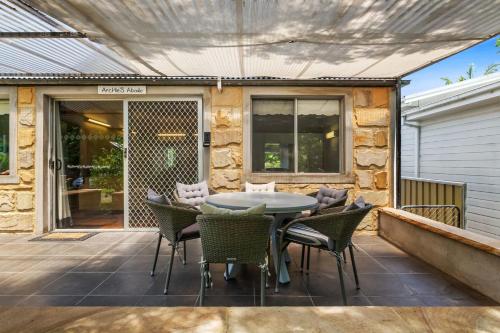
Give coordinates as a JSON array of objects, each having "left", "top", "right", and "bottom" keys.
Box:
[
  {"left": 325, "top": 130, "right": 335, "bottom": 139},
  {"left": 87, "top": 118, "right": 111, "bottom": 128}
]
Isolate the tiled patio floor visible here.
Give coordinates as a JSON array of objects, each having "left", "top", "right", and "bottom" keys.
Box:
[{"left": 0, "top": 232, "right": 496, "bottom": 307}]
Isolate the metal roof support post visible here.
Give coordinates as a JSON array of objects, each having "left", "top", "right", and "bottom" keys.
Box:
[{"left": 395, "top": 78, "right": 402, "bottom": 208}]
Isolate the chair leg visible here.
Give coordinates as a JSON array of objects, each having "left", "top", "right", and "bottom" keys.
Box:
[
  {"left": 275, "top": 246, "right": 282, "bottom": 293},
  {"left": 336, "top": 252, "right": 347, "bottom": 305},
  {"left": 163, "top": 244, "right": 175, "bottom": 294},
  {"left": 342, "top": 250, "right": 347, "bottom": 263},
  {"left": 199, "top": 262, "right": 206, "bottom": 306},
  {"left": 300, "top": 245, "right": 305, "bottom": 272},
  {"left": 306, "top": 245, "right": 311, "bottom": 274},
  {"left": 260, "top": 264, "right": 266, "bottom": 306},
  {"left": 150, "top": 233, "right": 162, "bottom": 276},
  {"left": 183, "top": 240, "right": 187, "bottom": 265},
  {"left": 349, "top": 244, "right": 360, "bottom": 289}
]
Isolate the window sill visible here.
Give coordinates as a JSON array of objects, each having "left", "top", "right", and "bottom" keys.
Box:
[
  {"left": 0, "top": 175, "right": 20, "bottom": 184},
  {"left": 247, "top": 173, "right": 354, "bottom": 184}
]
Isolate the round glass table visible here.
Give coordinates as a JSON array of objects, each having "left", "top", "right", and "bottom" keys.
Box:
[{"left": 206, "top": 192, "right": 318, "bottom": 283}]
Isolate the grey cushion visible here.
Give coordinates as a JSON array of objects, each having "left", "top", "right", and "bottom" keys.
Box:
[
  {"left": 343, "top": 196, "right": 366, "bottom": 212},
  {"left": 315, "top": 187, "right": 348, "bottom": 209},
  {"left": 284, "top": 224, "right": 331, "bottom": 248},
  {"left": 176, "top": 181, "right": 210, "bottom": 206},
  {"left": 147, "top": 189, "right": 171, "bottom": 205},
  {"left": 177, "top": 223, "right": 200, "bottom": 241},
  {"left": 199, "top": 203, "right": 266, "bottom": 216}
]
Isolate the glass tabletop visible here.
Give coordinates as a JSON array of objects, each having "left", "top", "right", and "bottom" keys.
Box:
[{"left": 206, "top": 192, "right": 318, "bottom": 214}]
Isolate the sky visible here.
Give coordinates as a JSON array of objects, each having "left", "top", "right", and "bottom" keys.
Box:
[{"left": 402, "top": 36, "right": 499, "bottom": 97}]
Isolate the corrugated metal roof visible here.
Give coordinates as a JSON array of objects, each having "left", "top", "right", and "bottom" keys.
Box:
[
  {"left": 0, "top": 0, "right": 138, "bottom": 74},
  {"left": 1, "top": 0, "right": 499, "bottom": 79}
]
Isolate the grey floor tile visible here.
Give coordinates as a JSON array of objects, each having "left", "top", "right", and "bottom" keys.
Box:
[
  {"left": 117, "top": 255, "right": 169, "bottom": 273},
  {"left": 200, "top": 295, "right": 255, "bottom": 307},
  {"left": 78, "top": 295, "right": 142, "bottom": 306},
  {"left": 31, "top": 256, "right": 89, "bottom": 273},
  {"left": 18, "top": 295, "right": 83, "bottom": 306},
  {"left": 0, "top": 295, "right": 27, "bottom": 306},
  {"left": 265, "top": 296, "right": 314, "bottom": 306},
  {"left": 0, "top": 256, "right": 46, "bottom": 272},
  {"left": 103, "top": 243, "right": 149, "bottom": 256},
  {"left": 354, "top": 274, "right": 413, "bottom": 297},
  {"left": 37, "top": 272, "right": 110, "bottom": 295},
  {"left": 358, "top": 243, "right": 408, "bottom": 257},
  {"left": 90, "top": 272, "right": 156, "bottom": 296},
  {"left": 311, "top": 295, "right": 371, "bottom": 306},
  {"left": 0, "top": 272, "right": 63, "bottom": 295},
  {"left": 367, "top": 296, "right": 424, "bottom": 306},
  {"left": 303, "top": 272, "right": 361, "bottom": 297},
  {"left": 72, "top": 255, "right": 131, "bottom": 273},
  {"left": 137, "top": 295, "right": 198, "bottom": 306},
  {"left": 375, "top": 257, "right": 436, "bottom": 274}
]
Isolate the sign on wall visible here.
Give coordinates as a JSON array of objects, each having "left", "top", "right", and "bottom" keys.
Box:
[{"left": 98, "top": 85, "right": 147, "bottom": 94}]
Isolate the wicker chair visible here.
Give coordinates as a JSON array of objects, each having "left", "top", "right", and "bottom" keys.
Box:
[
  {"left": 299, "top": 189, "right": 348, "bottom": 272},
  {"left": 145, "top": 200, "right": 201, "bottom": 294},
  {"left": 196, "top": 214, "right": 274, "bottom": 306},
  {"left": 275, "top": 204, "right": 372, "bottom": 305}
]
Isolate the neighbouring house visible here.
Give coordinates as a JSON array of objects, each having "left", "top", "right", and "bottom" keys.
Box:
[{"left": 401, "top": 73, "right": 500, "bottom": 239}]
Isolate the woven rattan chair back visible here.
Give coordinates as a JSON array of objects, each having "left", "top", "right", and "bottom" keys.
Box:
[
  {"left": 145, "top": 200, "right": 201, "bottom": 243},
  {"left": 196, "top": 214, "right": 273, "bottom": 264},
  {"left": 298, "top": 204, "right": 372, "bottom": 252}
]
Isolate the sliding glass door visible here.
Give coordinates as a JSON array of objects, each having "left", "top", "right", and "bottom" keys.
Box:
[{"left": 53, "top": 100, "right": 124, "bottom": 229}]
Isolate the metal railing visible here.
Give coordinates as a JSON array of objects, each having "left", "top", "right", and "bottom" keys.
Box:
[
  {"left": 401, "top": 205, "right": 461, "bottom": 228},
  {"left": 401, "top": 177, "right": 466, "bottom": 229}
]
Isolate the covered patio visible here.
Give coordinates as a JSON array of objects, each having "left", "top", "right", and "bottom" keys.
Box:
[{"left": 0, "top": 1, "right": 499, "bottom": 331}]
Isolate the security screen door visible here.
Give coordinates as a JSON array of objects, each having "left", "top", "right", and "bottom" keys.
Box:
[{"left": 126, "top": 98, "right": 202, "bottom": 229}]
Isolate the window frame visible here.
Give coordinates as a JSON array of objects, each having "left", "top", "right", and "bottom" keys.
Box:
[
  {"left": 250, "top": 95, "right": 345, "bottom": 175},
  {"left": 0, "top": 87, "right": 18, "bottom": 184}
]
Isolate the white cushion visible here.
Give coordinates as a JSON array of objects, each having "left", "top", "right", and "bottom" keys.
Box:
[
  {"left": 176, "top": 181, "right": 210, "bottom": 206},
  {"left": 245, "top": 181, "right": 275, "bottom": 193}
]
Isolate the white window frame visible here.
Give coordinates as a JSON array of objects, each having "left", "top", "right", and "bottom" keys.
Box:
[
  {"left": 251, "top": 96, "right": 344, "bottom": 174},
  {"left": 0, "top": 87, "right": 18, "bottom": 184},
  {"left": 243, "top": 87, "right": 354, "bottom": 184}
]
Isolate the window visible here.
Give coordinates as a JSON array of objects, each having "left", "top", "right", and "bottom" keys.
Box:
[
  {"left": 0, "top": 88, "right": 17, "bottom": 183},
  {"left": 252, "top": 98, "right": 341, "bottom": 173},
  {"left": 0, "top": 99, "right": 9, "bottom": 175}
]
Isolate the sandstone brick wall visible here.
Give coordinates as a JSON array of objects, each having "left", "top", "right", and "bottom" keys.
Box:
[
  {"left": 209, "top": 87, "right": 244, "bottom": 192},
  {"left": 351, "top": 87, "right": 392, "bottom": 231},
  {"left": 208, "top": 86, "right": 392, "bottom": 232},
  {"left": 0, "top": 87, "right": 36, "bottom": 232}
]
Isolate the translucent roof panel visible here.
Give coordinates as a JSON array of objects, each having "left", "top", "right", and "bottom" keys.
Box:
[{"left": 2, "top": 0, "right": 499, "bottom": 78}]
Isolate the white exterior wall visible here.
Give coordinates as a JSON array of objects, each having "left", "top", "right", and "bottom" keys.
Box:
[
  {"left": 401, "top": 124, "right": 417, "bottom": 177},
  {"left": 402, "top": 104, "right": 500, "bottom": 239}
]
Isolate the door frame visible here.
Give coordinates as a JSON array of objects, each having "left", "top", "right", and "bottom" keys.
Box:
[
  {"left": 50, "top": 97, "right": 126, "bottom": 232},
  {"left": 35, "top": 86, "right": 211, "bottom": 234},
  {"left": 123, "top": 96, "right": 204, "bottom": 230}
]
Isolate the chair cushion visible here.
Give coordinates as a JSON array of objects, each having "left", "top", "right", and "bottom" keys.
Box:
[
  {"left": 315, "top": 187, "right": 347, "bottom": 209},
  {"left": 176, "top": 181, "right": 210, "bottom": 206},
  {"left": 199, "top": 203, "right": 266, "bottom": 216},
  {"left": 284, "top": 224, "right": 330, "bottom": 248},
  {"left": 245, "top": 181, "right": 275, "bottom": 193},
  {"left": 343, "top": 196, "right": 366, "bottom": 212},
  {"left": 147, "top": 189, "right": 171, "bottom": 205},
  {"left": 178, "top": 223, "right": 200, "bottom": 241}
]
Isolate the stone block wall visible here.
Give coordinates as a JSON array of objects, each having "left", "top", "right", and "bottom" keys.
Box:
[
  {"left": 352, "top": 87, "right": 391, "bottom": 230},
  {"left": 0, "top": 87, "right": 36, "bottom": 232},
  {"left": 208, "top": 86, "right": 392, "bottom": 232},
  {"left": 209, "top": 87, "right": 244, "bottom": 192}
]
